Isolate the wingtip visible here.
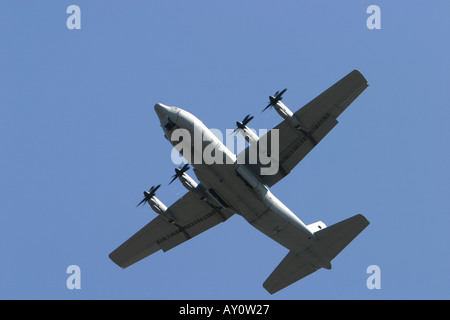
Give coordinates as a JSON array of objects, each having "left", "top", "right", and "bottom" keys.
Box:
[{"left": 351, "top": 69, "right": 369, "bottom": 86}]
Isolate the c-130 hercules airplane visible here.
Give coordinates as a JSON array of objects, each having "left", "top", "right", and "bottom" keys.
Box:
[{"left": 109, "top": 70, "right": 370, "bottom": 294}]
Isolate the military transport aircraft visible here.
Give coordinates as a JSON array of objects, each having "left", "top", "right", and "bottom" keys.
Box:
[{"left": 109, "top": 70, "right": 370, "bottom": 294}]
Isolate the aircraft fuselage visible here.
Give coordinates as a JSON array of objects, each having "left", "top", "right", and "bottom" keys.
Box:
[{"left": 154, "top": 103, "right": 320, "bottom": 255}]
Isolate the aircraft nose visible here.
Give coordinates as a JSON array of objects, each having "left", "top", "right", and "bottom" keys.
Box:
[{"left": 154, "top": 103, "right": 171, "bottom": 118}]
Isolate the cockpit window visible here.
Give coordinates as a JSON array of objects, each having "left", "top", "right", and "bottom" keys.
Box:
[{"left": 164, "top": 117, "right": 176, "bottom": 131}]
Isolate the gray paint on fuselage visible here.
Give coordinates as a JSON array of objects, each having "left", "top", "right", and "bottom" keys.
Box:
[{"left": 155, "top": 103, "right": 314, "bottom": 252}]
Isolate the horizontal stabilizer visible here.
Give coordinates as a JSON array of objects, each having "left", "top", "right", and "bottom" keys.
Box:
[
  {"left": 314, "top": 214, "right": 369, "bottom": 262},
  {"left": 263, "top": 214, "right": 369, "bottom": 294},
  {"left": 263, "top": 251, "right": 317, "bottom": 295}
]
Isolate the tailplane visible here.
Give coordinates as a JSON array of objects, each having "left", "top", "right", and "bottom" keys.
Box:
[
  {"left": 263, "top": 214, "right": 369, "bottom": 294},
  {"left": 313, "top": 214, "right": 369, "bottom": 262}
]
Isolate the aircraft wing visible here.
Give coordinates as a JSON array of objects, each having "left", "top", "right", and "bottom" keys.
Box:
[
  {"left": 239, "top": 70, "right": 369, "bottom": 187},
  {"left": 109, "top": 189, "right": 233, "bottom": 269}
]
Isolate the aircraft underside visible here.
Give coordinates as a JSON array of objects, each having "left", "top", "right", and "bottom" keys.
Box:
[{"left": 109, "top": 70, "right": 370, "bottom": 294}]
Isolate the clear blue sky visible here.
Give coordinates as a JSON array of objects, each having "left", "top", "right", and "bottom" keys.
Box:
[{"left": 1, "top": 1, "right": 449, "bottom": 299}]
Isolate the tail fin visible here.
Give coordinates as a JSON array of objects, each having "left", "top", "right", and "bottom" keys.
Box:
[{"left": 263, "top": 214, "right": 369, "bottom": 294}]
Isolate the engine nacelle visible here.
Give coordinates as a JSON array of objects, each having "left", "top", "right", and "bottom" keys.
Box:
[
  {"left": 179, "top": 172, "right": 198, "bottom": 192},
  {"left": 149, "top": 196, "right": 167, "bottom": 215},
  {"left": 238, "top": 126, "right": 259, "bottom": 146},
  {"left": 149, "top": 196, "right": 175, "bottom": 223},
  {"left": 274, "top": 101, "right": 304, "bottom": 129}
]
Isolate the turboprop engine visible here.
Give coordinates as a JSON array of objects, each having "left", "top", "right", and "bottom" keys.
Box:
[
  {"left": 169, "top": 164, "right": 198, "bottom": 192},
  {"left": 136, "top": 185, "right": 175, "bottom": 223},
  {"left": 262, "top": 88, "right": 306, "bottom": 130},
  {"left": 234, "top": 114, "right": 259, "bottom": 146}
]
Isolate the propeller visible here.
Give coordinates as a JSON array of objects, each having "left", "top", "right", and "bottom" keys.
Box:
[
  {"left": 234, "top": 114, "right": 254, "bottom": 133},
  {"left": 137, "top": 184, "right": 161, "bottom": 207},
  {"left": 262, "top": 88, "right": 287, "bottom": 112},
  {"left": 169, "top": 164, "right": 190, "bottom": 184}
]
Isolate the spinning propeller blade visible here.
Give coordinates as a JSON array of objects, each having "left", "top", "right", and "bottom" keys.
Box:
[
  {"left": 234, "top": 114, "right": 254, "bottom": 133},
  {"left": 169, "top": 164, "right": 190, "bottom": 184},
  {"left": 262, "top": 88, "right": 287, "bottom": 112},
  {"left": 137, "top": 184, "right": 161, "bottom": 207}
]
